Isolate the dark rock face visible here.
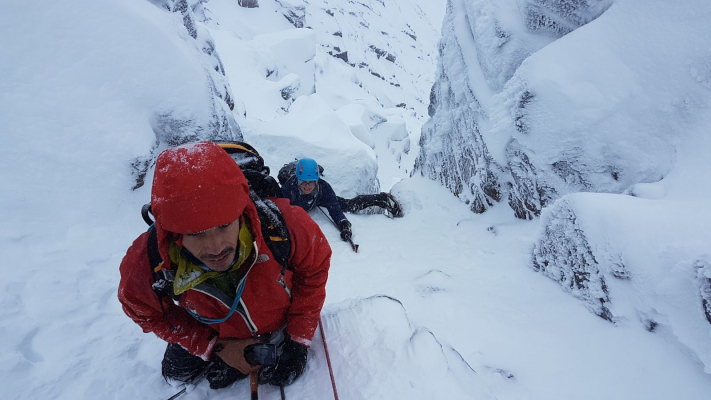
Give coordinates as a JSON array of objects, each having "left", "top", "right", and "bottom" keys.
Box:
[{"left": 532, "top": 199, "right": 614, "bottom": 321}]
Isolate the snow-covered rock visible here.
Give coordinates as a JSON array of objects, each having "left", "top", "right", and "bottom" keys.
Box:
[
  {"left": 533, "top": 193, "right": 711, "bottom": 372},
  {"left": 416, "top": 0, "right": 711, "bottom": 220},
  {"left": 521, "top": 0, "right": 612, "bottom": 36},
  {"left": 254, "top": 28, "right": 317, "bottom": 102},
  {"left": 379, "top": 116, "right": 411, "bottom": 163},
  {"left": 238, "top": 0, "right": 259, "bottom": 8},
  {"left": 139, "top": 0, "right": 242, "bottom": 187}
]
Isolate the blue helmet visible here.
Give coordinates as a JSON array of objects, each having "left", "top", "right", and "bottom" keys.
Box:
[{"left": 296, "top": 158, "right": 319, "bottom": 181}]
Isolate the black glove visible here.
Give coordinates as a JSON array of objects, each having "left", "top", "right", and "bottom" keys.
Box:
[
  {"left": 339, "top": 220, "right": 352, "bottom": 242},
  {"left": 206, "top": 354, "right": 246, "bottom": 389},
  {"left": 258, "top": 334, "right": 308, "bottom": 386}
]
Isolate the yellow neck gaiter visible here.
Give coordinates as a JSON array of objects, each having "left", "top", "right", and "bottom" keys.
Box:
[{"left": 170, "top": 221, "right": 254, "bottom": 296}]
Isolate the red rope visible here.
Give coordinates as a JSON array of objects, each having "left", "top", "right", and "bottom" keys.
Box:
[{"left": 319, "top": 316, "right": 340, "bottom": 400}]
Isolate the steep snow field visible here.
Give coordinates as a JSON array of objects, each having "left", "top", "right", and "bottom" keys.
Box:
[{"left": 2, "top": 1, "right": 711, "bottom": 399}]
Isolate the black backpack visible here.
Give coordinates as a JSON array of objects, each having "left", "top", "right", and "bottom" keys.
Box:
[
  {"left": 141, "top": 142, "right": 293, "bottom": 311},
  {"left": 216, "top": 141, "right": 283, "bottom": 198},
  {"left": 277, "top": 159, "right": 325, "bottom": 186}
]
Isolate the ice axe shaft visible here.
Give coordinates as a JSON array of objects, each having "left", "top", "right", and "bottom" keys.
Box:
[
  {"left": 318, "top": 207, "right": 359, "bottom": 252},
  {"left": 250, "top": 371, "right": 258, "bottom": 400},
  {"left": 347, "top": 238, "right": 359, "bottom": 253}
]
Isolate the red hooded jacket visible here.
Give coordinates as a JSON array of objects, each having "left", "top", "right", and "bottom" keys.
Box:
[{"left": 118, "top": 142, "right": 331, "bottom": 360}]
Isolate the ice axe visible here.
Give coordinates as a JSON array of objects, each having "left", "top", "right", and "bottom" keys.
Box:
[{"left": 318, "top": 207, "right": 359, "bottom": 252}]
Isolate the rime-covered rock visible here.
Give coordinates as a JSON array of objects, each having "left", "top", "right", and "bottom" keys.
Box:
[
  {"left": 415, "top": 0, "right": 709, "bottom": 220},
  {"left": 413, "top": 2, "right": 503, "bottom": 213},
  {"left": 522, "top": 0, "right": 612, "bottom": 36},
  {"left": 276, "top": 0, "right": 306, "bottom": 28},
  {"left": 532, "top": 195, "right": 613, "bottom": 320},
  {"left": 699, "top": 260, "right": 711, "bottom": 325},
  {"left": 533, "top": 193, "right": 711, "bottom": 371},
  {"left": 238, "top": 0, "right": 259, "bottom": 8}
]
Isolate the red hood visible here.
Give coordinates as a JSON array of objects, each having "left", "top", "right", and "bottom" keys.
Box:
[{"left": 150, "top": 141, "right": 261, "bottom": 267}]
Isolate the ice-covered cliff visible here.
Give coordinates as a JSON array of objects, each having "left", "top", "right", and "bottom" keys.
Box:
[{"left": 415, "top": 0, "right": 709, "bottom": 219}]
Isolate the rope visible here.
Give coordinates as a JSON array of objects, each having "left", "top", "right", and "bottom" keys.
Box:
[{"left": 319, "top": 316, "right": 340, "bottom": 400}]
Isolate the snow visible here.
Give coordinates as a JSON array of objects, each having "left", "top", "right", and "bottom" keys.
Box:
[{"left": 3, "top": 0, "right": 711, "bottom": 400}]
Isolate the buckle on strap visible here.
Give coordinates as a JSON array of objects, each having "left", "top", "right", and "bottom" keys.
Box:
[{"left": 254, "top": 324, "right": 287, "bottom": 344}]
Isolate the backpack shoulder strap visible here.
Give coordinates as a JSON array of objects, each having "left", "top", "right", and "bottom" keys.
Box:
[
  {"left": 251, "top": 192, "right": 293, "bottom": 272},
  {"left": 146, "top": 225, "right": 177, "bottom": 297},
  {"left": 144, "top": 224, "right": 180, "bottom": 330},
  {"left": 146, "top": 225, "right": 162, "bottom": 272}
]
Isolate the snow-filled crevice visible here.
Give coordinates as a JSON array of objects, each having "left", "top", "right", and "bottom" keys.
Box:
[{"left": 210, "top": 0, "right": 442, "bottom": 196}]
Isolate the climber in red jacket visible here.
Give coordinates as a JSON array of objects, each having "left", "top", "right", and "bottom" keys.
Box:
[{"left": 118, "top": 142, "right": 331, "bottom": 390}]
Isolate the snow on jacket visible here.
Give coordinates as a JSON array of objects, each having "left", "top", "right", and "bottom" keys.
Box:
[
  {"left": 281, "top": 176, "right": 348, "bottom": 228},
  {"left": 118, "top": 198, "right": 331, "bottom": 359},
  {"left": 118, "top": 142, "right": 331, "bottom": 360}
]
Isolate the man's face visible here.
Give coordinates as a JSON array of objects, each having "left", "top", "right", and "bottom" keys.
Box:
[
  {"left": 181, "top": 217, "right": 241, "bottom": 272},
  {"left": 299, "top": 180, "right": 317, "bottom": 195}
]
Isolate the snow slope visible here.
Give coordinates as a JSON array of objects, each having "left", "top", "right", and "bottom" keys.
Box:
[{"left": 2, "top": 0, "right": 711, "bottom": 399}]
